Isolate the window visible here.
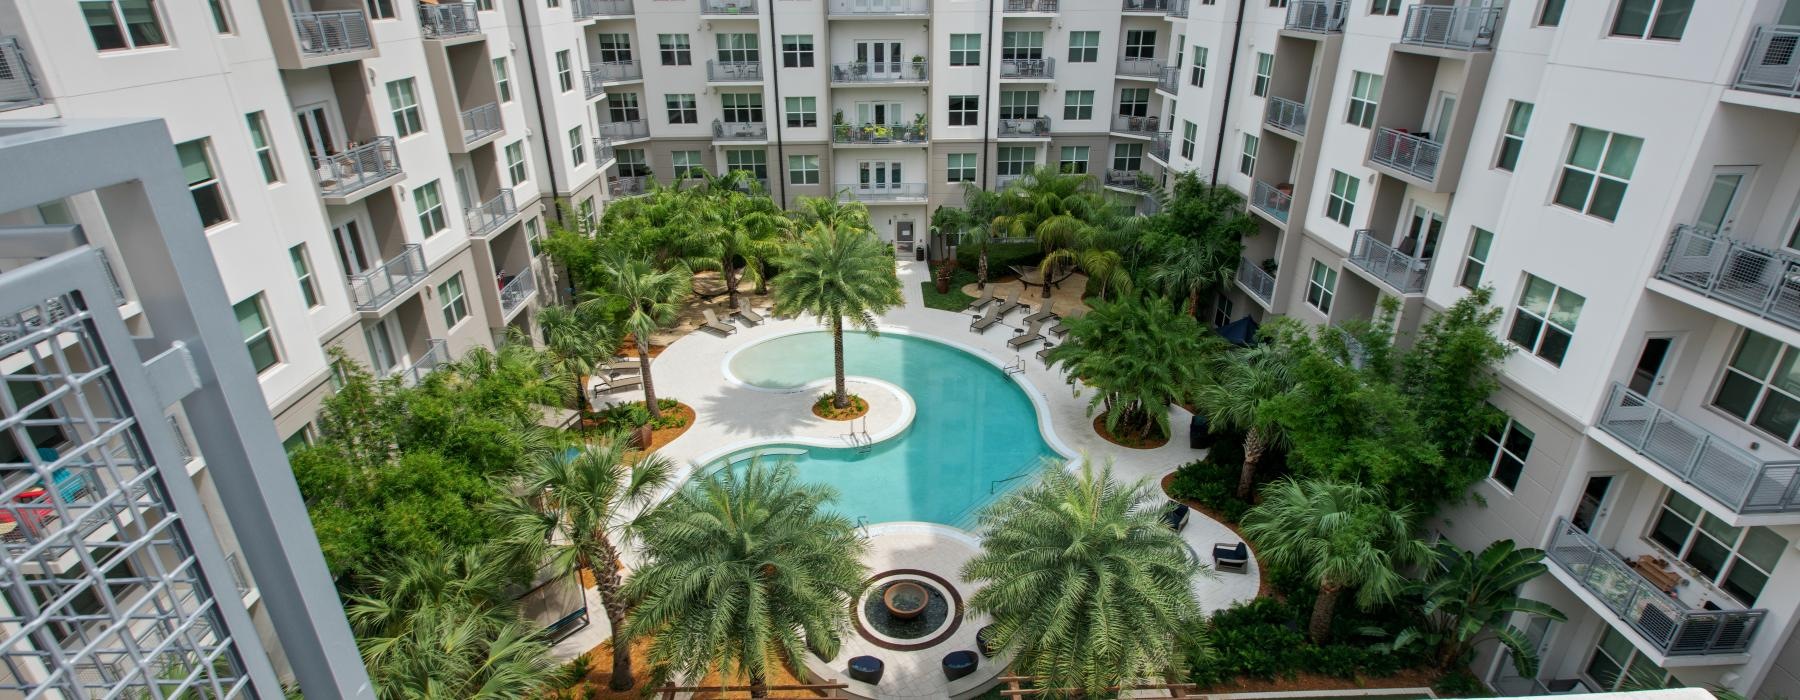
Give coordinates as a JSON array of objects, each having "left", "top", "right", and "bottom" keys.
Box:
[
  {"left": 1650, "top": 491, "right": 1787, "bottom": 605},
  {"left": 782, "top": 34, "right": 814, "bottom": 67},
  {"left": 414, "top": 181, "right": 447, "bottom": 236},
  {"left": 476, "top": 0, "right": 493, "bottom": 10},
  {"left": 1064, "top": 90, "right": 1095, "bottom": 120},
  {"left": 1346, "top": 71, "right": 1382, "bottom": 128},
  {"left": 1112, "top": 143, "right": 1143, "bottom": 171},
  {"left": 1253, "top": 53, "right": 1273, "bottom": 97},
  {"left": 235, "top": 295, "right": 278, "bottom": 373},
  {"left": 546, "top": 0, "right": 560, "bottom": 7},
  {"left": 1182, "top": 121, "right": 1198, "bottom": 159},
  {"left": 1239, "top": 133, "right": 1259, "bottom": 176},
  {"left": 495, "top": 142, "right": 526, "bottom": 188},
  {"left": 950, "top": 34, "right": 981, "bottom": 66},
  {"left": 556, "top": 51, "right": 574, "bottom": 92},
  {"left": 177, "top": 139, "right": 230, "bottom": 228},
  {"left": 1212, "top": 295, "right": 1234, "bottom": 328},
  {"left": 438, "top": 274, "right": 469, "bottom": 328},
  {"left": 1611, "top": 0, "right": 1691, "bottom": 40},
  {"left": 1538, "top": 0, "right": 1564, "bottom": 26},
  {"left": 493, "top": 57, "right": 513, "bottom": 103},
  {"left": 999, "top": 91, "right": 1039, "bottom": 119},
  {"left": 1190, "top": 46, "right": 1208, "bottom": 86},
  {"left": 949, "top": 95, "right": 980, "bottom": 126},
  {"left": 997, "top": 146, "right": 1034, "bottom": 176},
  {"left": 617, "top": 148, "right": 648, "bottom": 177},
  {"left": 672, "top": 150, "right": 705, "bottom": 179},
  {"left": 526, "top": 217, "right": 543, "bottom": 256},
  {"left": 81, "top": 0, "right": 168, "bottom": 51},
  {"left": 568, "top": 126, "right": 586, "bottom": 166},
  {"left": 1495, "top": 101, "right": 1534, "bottom": 171},
  {"left": 666, "top": 93, "right": 698, "bottom": 124},
  {"left": 1305, "top": 260, "right": 1337, "bottom": 313},
  {"left": 1325, "top": 170, "right": 1359, "bottom": 226},
  {"left": 1124, "top": 30, "right": 1157, "bottom": 60},
  {"left": 290, "top": 246, "right": 320, "bottom": 308},
  {"left": 786, "top": 96, "right": 817, "bottom": 127},
  {"left": 366, "top": 0, "right": 395, "bottom": 19},
  {"left": 1478, "top": 416, "right": 1533, "bottom": 491},
  {"left": 387, "top": 79, "right": 423, "bottom": 136},
  {"left": 245, "top": 112, "right": 280, "bottom": 184},
  {"left": 1118, "top": 88, "right": 1149, "bottom": 118},
  {"left": 725, "top": 149, "right": 768, "bottom": 180},
  {"left": 1553, "top": 127, "right": 1642, "bottom": 222},
  {"left": 1002, "top": 31, "right": 1044, "bottom": 61},
  {"left": 721, "top": 93, "right": 764, "bottom": 123},
  {"left": 1371, "top": 0, "right": 1400, "bottom": 14},
  {"left": 283, "top": 428, "right": 312, "bottom": 454},
  {"left": 717, "top": 34, "right": 760, "bottom": 64},
  {"left": 660, "top": 34, "right": 692, "bottom": 65},
  {"left": 948, "top": 153, "right": 977, "bottom": 183},
  {"left": 1068, "top": 31, "right": 1100, "bottom": 62},
  {"left": 1585, "top": 629, "right": 1671, "bottom": 692},
  {"left": 1059, "top": 146, "right": 1090, "bottom": 174},
  {"left": 578, "top": 198, "right": 596, "bottom": 233},
  {"left": 1175, "top": 37, "right": 1184, "bottom": 68},
  {"left": 595, "top": 33, "right": 632, "bottom": 63},
  {"left": 788, "top": 155, "right": 820, "bottom": 185},
  {"left": 1714, "top": 331, "right": 1800, "bottom": 445},
  {"left": 609, "top": 93, "right": 641, "bottom": 122},
  {"left": 1459, "top": 228, "right": 1494, "bottom": 290},
  {"left": 1507, "top": 275, "right": 1584, "bottom": 365},
  {"left": 209, "top": 0, "right": 232, "bottom": 33}
]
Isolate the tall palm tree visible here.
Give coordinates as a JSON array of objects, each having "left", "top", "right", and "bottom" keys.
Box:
[
  {"left": 1147, "top": 242, "right": 1230, "bottom": 317},
  {"left": 537, "top": 304, "right": 619, "bottom": 419},
  {"left": 1396, "top": 541, "right": 1565, "bottom": 675},
  {"left": 688, "top": 176, "right": 789, "bottom": 309},
  {"left": 1004, "top": 167, "right": 1121, "bottom": 298},
  {"left": 1045, "top": 294, "right": 1218, "bottom": 441},
  {"left": 962, "top": 457, "right": 1207, "bottom": 695},
  {"left": 792, "top": 194, "right": 872, "bottom": 232},
  {"left": 491, "top": 438, "right": 675, "bottom": 691},
  {"left": 771, "top": 222, "right": 903, "bottom": 409},
  {"left": 346, "top": 545, "right": 519, "bottom": 640},
  {"left": 1191, "top": 344, "right": 1295, "bottom": 498},
  {"left": 624, "top": 458, "right": 868, "bottom": 698},
  {"left": 589, "top": 253, "right": 691, "bottom": 420},
  {"left": 1242, "top": 477, "right": 1434, "bottom": 643}
]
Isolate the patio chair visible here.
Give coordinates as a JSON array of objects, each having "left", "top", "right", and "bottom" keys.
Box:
[
  {"left": 1050, "top": 310, "right": 1083, "bottom": 336},
  {"left": 1007, "top": 319, "right": 1045, "bottom": 349},
  {"left": 965, "top": 285, "right": 997, "bottom": 311},
  {"left": 848, "top": 655, "right": 884, "bottom": 684},
  {"left": 732, "top": 303, "right": 765, "bottom": 326},
  {"left": 942, "top": 650, "right": 979, "bottom": 681},
  {"left": 969, "top": 305, "right": 1002, "bottom": 333},
  {"left": 701, "top": 309, "right": 737, "bottom": 336},
  {"left": 594, "top": 374, "right": 644, "bottom": 395},
  {"left": 1162, "top": 502, "right": 1190, "bottom": 531},
  {"left": 1213, "top": 541, "right": 1249, "bottom": 574},
  {"left": 1036, "top": 342, "right": 1055, "bottom": 365},
  {"left": 992, "top": 287, "right": 1026, "bottom": 317},
  {"left": 1021, "top": 301, "right": 1058, "bottom": 325}
]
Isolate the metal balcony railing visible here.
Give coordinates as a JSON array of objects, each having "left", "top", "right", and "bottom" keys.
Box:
[
  {"left": 1285, "top": 0, "right": 1347, "bottom": 32},
  {"left": 701, "top": 0, "right": 758, "bottom": 14},
  {"left": 837, "top": 182, "right": 927, "bottom": 201},
  {"left": 1370, "top": 127, "right": 1442, "bottom": 182},
  {"left": 465, "top": 189, "right": 517, "bottom": 238},
  {"left": 1237, "top": 256, "right": 1275, "bottom": 305},
  {"left": 224, "top": 552, "right": 253, "bottom": 597},
  {"left": 398, "top": 340, "right": 450, "bottom": 387},
  {"left": 1117, "top": 57, "right": 1162, "bottom": 77},
  {"left": 1250, "top": 180, "right": 1291, "bottom": 223},
  {"left": 1548, "top": 518, "right": 1766, "bottom": 656},
  {"left": 574, "top": 0, "right": 634, "bottom": 17},
  {"left": 609, "top": 175, "right": 648, "bottom": 196},
  {"left": 588, "top": 60, "right": 642, "bottom": 86},
  {"left": 597, "top": 119, "right": 649, "bottom": 142},
  {"left": 1596, "top": 381, "right": 1800, "bottom": 514},
  {"left": 997, "top": 117, "right": 1052, "bottom": 138},
  {"left": 1149, "top": 132, "right": 1172, "bottom": 162},
  {"left": 583, "top": 71, "right": 606, "bottom": 99},
  {"left": 1122, "top": 0, "right": 1169, "bottom": 12},
  {"left": 1004, "top": 0, "right": 1059, "bottom": 11},
  {"left": 592, "top": 136, "right": 616, "bottom": 164},
  {"left": 419, "top": 2, "right": 480, "bottom": 38},
  {"left": 293, "top": 10, "right": 373, "bottom": 57},
  {"left": 1264, "top": 96, "right": 1307, "bottom": 136},
  {"left": 1348, "top": 230, "right": 1428, "bottom": 294},
  {"left": 315, "top": 137, "right": 403, "bottom": 198},
  {"left": 1157, "top": 65, "right": 1180, "bottom": 93},
  {"left": 1401, "top": 5, "right": 1502, "bottom": 49},
  {"left": 999, "top": 58, "right": 1055, "bottom": 79},
  {"left": 1104, "top": 170, "right": 1153, "bottom": 192},
  {"left": 0, "top": 37, "right": 42, "bottom": 110},
  {"left": 1736, "top": 25, "right": 1800, "bottom": 98},
  {"left": 831, "top": 61, "right": 929, "bottom": 83},
  {"left": 832, "top": 124, "right": 927, "bottom": 144},
  {"left": 1111, "top": 113, "right": 1163, "bottom": 135},
  {"left": 1657, "top": 224, "right": 1800, "bottom": 331},
  {"left": 713, "top": 119, "right": 768, "bottom": 140},
  {"left": 499, "top": 267, "right": 536, "bottom": 318},
  {"left": 460, "top": 102, "right": 501, "bottom": 144},
  {"left": 829, "top": 0, "right": 929, "bottom": 14},
  {"left": 708, "top": 60, "right": 764, "bottom": 82},
  {"left": 1169, "top": 0, "right": 1189, "bottom": 18},
  {"left": 348, "top": 244, "right": 427, "bottom": 310}
]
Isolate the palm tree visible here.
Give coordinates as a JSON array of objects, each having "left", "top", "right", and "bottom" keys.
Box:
[
  {"left": 491, "top": 438, "right": 675, "bottom": 691},
  {"left": 1396, "top": 541, "right": 1565, "bottom": 675},
  {"left": 537, "top": 304, "right": 619, "bottom": 419},
  {"left": 590, "top": 253, "right": 691, "bottom": 420},
  {"left": 624, "top": 458, "right": 867, "bottom": 698},
  {"left": 962, "top": 457, "right": 1206, "bottom": 695},
  {"left": 770, "top": 222, "right": 903, "bottom": 410},
  {"left": 1242, "top": 477, "right": 1434, "bottom": 643},
  {"left": 1148, "top": 242, "right": 1228, "bottom": 318},
  {"left": 1004, "top": 167, "right": 1122, "bottom": 298},
  {"left": 1045, "top": 294, "right": 1219, "bottom": 441},
  {"left": 346, "top": 545, "right": 519, "bottom": 640},
  {"left": 792, "top": 194, "right": 872, "bottom": 232},
  {"left": 692, "top": 176, "right": 791, "bottom": 309},
  {"left": 1191, "top": 344, "right": 1295, "bottom": 498}
]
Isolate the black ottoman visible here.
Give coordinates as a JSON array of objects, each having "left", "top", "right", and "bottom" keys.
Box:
[
  {"left": 942, "top": 650, "right": 979, "bottom": 681},
  {"left": 848, "top": 655, "right": 884, "bottom": 685},
  {"left": 976, "top": 625, "right": 1000, "bottom": 657}
]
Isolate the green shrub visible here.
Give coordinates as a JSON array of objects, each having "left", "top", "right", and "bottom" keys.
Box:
[
  {"left": 1194, "top": 597, "right": 1426, "bottom": 687},
  {"left": 957, "top": 241, "right": 1041, "bottom": 275},
  {"left": 1434, "top": 670, "right": 1496, "bottom": 698},
  {"left": 592, "top": 397, "right": 685, "bottom": 432},
  {"left": 1167, "top": 459, "right": 1251, "bottom": 524}
]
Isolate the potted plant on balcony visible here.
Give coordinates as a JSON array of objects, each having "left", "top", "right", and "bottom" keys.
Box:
[
  {"left": 833, "top": 110, "right": 851, "bottom": 141},
  {"left": 871, "top": 124, "right": 891, "bottom": 140},
  {"left": 911, "top": 55, "right": 927, "bottom": 79},
  {"left": 911, "top": 113, "right": 927, "bottom": 138}
]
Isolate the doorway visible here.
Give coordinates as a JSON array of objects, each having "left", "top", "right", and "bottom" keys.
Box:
[
  {"left": 364, "top": 317, "right": 406, "bottom": 375},
  {"left": 1627, "top": 336, "right": 1674, "bottom": 398},
  {"left": 856, "top": 101, "right": 904, "bottom": 127},
  {"left": 331, "top": 219, "right": 375, "bottom": 276},
  {"left": 855, "top": 41, "right": 903, "bottom": 77},
  {"left": 1571, "top": 474, "right": 1617, "bottom": 534},
  {"left": 1430, "top": 93, "right": 1457, "bottom": 143},
  {"left": 858, "top": 161, "right": 902, "bottom": 192},
  {"left": 295, "top": 103, "right": 341, "bottom": 175},
  {"left": 1694, "top": 167, "right": 1751, "bottom": 235},
  {"left": 1403, "top": 205, "right": 1445, "bottom": 261}
]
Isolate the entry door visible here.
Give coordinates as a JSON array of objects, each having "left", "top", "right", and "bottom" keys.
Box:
[
  {"left": 1628, "top": 336, "right": 1675, "bottom": 398},
  {"left": 856, "top": 102, "right": 903, "bottom": 126},
  {"left": 1571, "top": 474, "right": 1617, "bottom": 534},
  {"left": 331, "top": 219, "right": 375, "bottom": 276},
  {"left": 1430, "top": 93, "right": 1457, "bottom": 143},
  {"left": 859, "top": 161, "right": 901, "bottom": 191},
  {"left": 1694, "top": 167, "right": 1751, "bottom": 234},
  {"left": 1404, "top": 205, "right": 1445, "bottom": 261},
  {"left": 454, "top": 165, "right": 477, "bottom": 210},
  {"left": 365, "top": 318, "right": 403, "bottom": 375},
  {"left": 856, "top": 41, "right": 902, "bottom": 75},
  {"left": 295, "top": 104, "right": 340, "bottom": 170}
]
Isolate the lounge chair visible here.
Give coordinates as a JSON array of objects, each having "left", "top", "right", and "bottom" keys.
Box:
[
  {"left": 969, "top": 305, "right": 1002, "bottom": 333},
  {"left": 1050, "top": 311, "right": 1083, "bottom": 336},
  {"left": 993, "top": 287, "right": 1026, "bottom": 317},
  {"left": 1007, "top": 319, "right": 1045, "bottom": 349},
  {"left": 1162, "top": 502, "right": 1190, "bottom": 531},
  {"left": 965, "top": 286, "right": 996, "bottom": 311},
  {"left": 593, "top": 374, "right": 644, "bottom": 395},
  {"left": 601, "top": 359, "right": 640, "bottom": 374},
  {"left": 732, "top": 303, "right": 765, "bottom": 325},
  {"left": 1036, "top": 343, "right": 1055, "bottom": 365},
  {"left": 700, "top": 309, "right": 737, "bottom": 336},
  {"left": 1213, "top": 541, "right": 1249, "bottom": 574},
  {"left": 1021, "top": 301, "right": 1058, "bottom": 325}
]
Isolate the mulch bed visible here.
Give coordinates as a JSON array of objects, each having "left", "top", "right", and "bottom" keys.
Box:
[
  {"left": 557, "top": 638, "right": 822, "bottom": 699},
  {"left": 579, "top": 402, "right": 696, "bottom": 454},
  {"left": 812, "top": 394, "right": 869, "bottom": 421},
  {"left": 1195, "top": 667, "right": 1442, "bottom": 694},
  {"left": 1092, "top": 415, "right": 1170, "bottom": 449}
]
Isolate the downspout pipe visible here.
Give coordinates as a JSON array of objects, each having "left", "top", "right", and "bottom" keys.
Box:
[
  {"left": 980, "top": 0, "right": 995, "bottom": 190},
  {"left": 766, "top": 0, "right": 787, "bottom": 204},
  {"left": 514, "top": 0, "right": 564, "bottom": 222},
  {"left": 1209, "top": 0, "right": 1248, "bottom": 187}
]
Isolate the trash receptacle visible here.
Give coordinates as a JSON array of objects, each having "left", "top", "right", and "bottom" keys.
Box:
[
  {"left": 915, "top": 246, "right": 926, "bottom": 261},
  {"left": 1189, "top": 414, "right": 1214, "bottom": 450}
]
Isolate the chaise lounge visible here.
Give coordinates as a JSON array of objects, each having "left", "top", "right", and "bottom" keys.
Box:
[
  {"left": 1007, "top": 319, "right": 1046, "bottom": 349},
  {"left": 965, "top": 285, "right": 997, "bottom": 311},
  {"left": 1021, "top": 301, "right": 1058, "bottom": 325},
  {"left": 992, "top": 287, "right": 1027, "bottom": 317},
  {"left": 969, "top": 304, "right": 1002, "bottom": 333},
  {"left": 701, "top": 309, "right": 737, "bottom": 336},
  {"left": 732, "top": 302, "right": 765, "bottom": 326}
]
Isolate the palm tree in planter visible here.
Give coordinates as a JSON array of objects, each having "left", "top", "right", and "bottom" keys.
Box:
[
  {"left": 1242, "top": 477, "right": 1434, "bottom": 643},
  {"left": 624, "top": 459, "right": 867, "bottom": 696},
  {"left": 1191, "top": 343, "right": 1295, "bottom": 498},
  {"left": 1394, "top": 541, "right": 1565, "bottom": 676},
  {"left": 1045, "top": 294, "right": 1220, "bottom": 443},
  {"left": 537, "top": 304, "right": 620, "bottom": 420},
  {"left": 771, "top": 223, "right": 903, "bottom": 410},
  {"left": 792, "top": 194, "right": 872, "bottom": 233},
  {"left": 962, "top": 457, "right": 1207, "bottom": 695},
  {"left": 693, "top": 175, "right": 791, "bottom": 308},
  {"left": 590, "top": 253, "right": 691, "bottom": 421},
  {"left": 490, "top": 438, "right": 675, "bottom": 691}
]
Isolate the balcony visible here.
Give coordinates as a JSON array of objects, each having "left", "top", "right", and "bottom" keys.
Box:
[
  {"left": 315, "top": 137, "right": 404, "bottom": 204},
  {"left": 574, "top": 0, "right": 634, "bottom": 18},
  {"left": 460, "top": 102, "right": 501, "bottom": 146},
  {"left": 712, "top": 119, "right": 768, "bottom": 141},
  {"left": 398, "top": 340, "right": 450, "bottom": 387},
  {"left": 1735, "top": 25, "right": 1800, "bottom": 98},
  {"left": 465, "top": 189, "right": 518, "bottom": 238},
  {"left": 292, "top": 10, "right": 374, "bottom": 59},
  {"left": 1370, "top": 127, "right": 1442, "bottom": 183},
  {"left": 999, "top": 58, "right": 1055, "bottom": 81},
  {"left": 1003, "top": 0, "right": 1059, "bottom": 12},
  {"left": 1264, "top": 96, "right": 1307, "bottom": 137},
  {"left": 592, "top": 136, "right": 616, "bottom": 165},
  {"left": 830, "top": 61, "right": 929, "bottom": 84},
  {"left": 1657, "top": 224, "right": 1800, "bottom": 333},
  {"left": 499, "top": 268, "right": 536, "bottom": 320},
  {"left": 828, "top": 0, "right": 929, "bottom": 16},
  {"left": 997, "top": 117, "right": 1052, "bottom": 139},
  {"left": 1116, "top": 57, "right": 1163, "bottom": 79},
  {"left": 1547, "top": 518, "right": 1765, "bottom": 657},
  {"left": 1111, "top": 114, "right": 1164, "bottom": 137},
  {"left": 1157, "top": 65, "right": 1180, "bottom": 94},
  {"left": 1284, "top": 0, "right": 1347, "bottom": 33},
  {"left": 609, "top": 175, "right": 648, "bottom": 197},
  {"left": 1595, "top": 382, "right": 1800, "bottom": 516},
  {"left": 701, "top": 0, "right": 758, "bottom": 15},
  {"left": 837, "top": 182, "right": 927, "bottom": 203},
  {"left": 1122, "top": 0, "right": 1169, "bottom": 13},
  {"left": 348, "top": 244, "right": 428, "bottom": 313},
  {"left": 597, "top": 119, "right": 650, "bottom": 143},
  {"left": 0, "top": 37, "right": 43, "bottom": 111},
  {"left": 707, "top": 60, "right": 764, "bottom": 83},
  {"left": 1103, "top": 170, "right": 1154, "bottom": 194},
  {"left": 1169, "top": 0, "right": 1189, "bottom": 18},
  {"left": 588, "top": 60, "right": 643, "bottom": 86},
  {"left": 832, "top": 124, "right": 927, "bottom": 145},
  {"left": 1400, "top": 4, "right": 1502, "bottom": 50},
  {"left": 1237, "top": 257, "right": 1276, "bottom": 306},
  {"left": 1347, "top": 230, "right": 1428, "bottom": 294},
  {"left": 1149, "top": 132, "right": 1172, "bottom": 163},
  {"left": 1250, "top": 180, "right": 1291, "bottom": 223},
  {"left": 419, "top": 2, "right": 480, "bottom": 40}
]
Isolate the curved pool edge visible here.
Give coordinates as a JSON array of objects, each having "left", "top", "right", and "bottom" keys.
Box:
[{"left": 684, "top": 374, "right": 917, "bottom": 470}]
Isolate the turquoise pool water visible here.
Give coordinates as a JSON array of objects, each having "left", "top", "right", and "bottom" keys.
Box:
[{"left": 723, "top": 331, "right": 1060, "bottom": 526}]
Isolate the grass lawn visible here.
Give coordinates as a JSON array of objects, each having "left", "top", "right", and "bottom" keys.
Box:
[{"left": 920, "top": 267, "right": 979, "bottom": 311}]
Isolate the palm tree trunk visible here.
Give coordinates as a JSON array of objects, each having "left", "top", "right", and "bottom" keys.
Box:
[
  {"left": 832, "top": 316, "right": 849, "bottom": 409},
  {"left": 1308, "top": 581, "right": 1342, "bottom": 644},
  {"left": 1187, "top": 288, "right": 1202, "bottom": 318},
  {"left": 593, "top": 539, "right": 635, "bottom": 691},
  {"left": 977, "top": 249, "right": 989, "bottom": 290},
  {"left": 1237, "top": 428, "right": 1266, "bottom": 499},
  {"left": 637, "top": 338, "right": 662, "bottom": 420},
  {"left": 749, "top": 672, "right": 769, "bottom": 698},
  {"left": 723, "top": 257, "right": 740, "bottom": 309}
]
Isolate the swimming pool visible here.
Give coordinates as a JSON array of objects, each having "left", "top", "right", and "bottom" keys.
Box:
[{"left": 723, "top": 331, "right": 1062, "bottom": 527}]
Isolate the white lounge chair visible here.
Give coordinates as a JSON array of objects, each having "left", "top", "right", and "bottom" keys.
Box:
[{"left": 701, "top": 309, "right": 737, "bottom": 336}]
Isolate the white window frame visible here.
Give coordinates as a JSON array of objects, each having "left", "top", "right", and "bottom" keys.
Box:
[
  {"left": 1553, "top": 126, "right": 1642, "bottom": 222},
  {"left": 1325, "top": 170, "right": 1358, "bottom": 226},
  {"left": 415, "top": 181, "right": 447, "bottom": 236},
  {"left": 1495, "top": 101, "right": 1535, "bottom": 172},
  {"left": 1190, "top": 46, "right": 1207, "bottom": 87},
  {"left": 1253, "top": 52, "right": 1273, "bottom": 97},
  {"left": 786, "top": 96, "right": 817, "bottom": 127},
  {"left": 1239, "top": 133, "right": 1258, "bottom": 176},
  {"left": 1506, "top": 274, "right": 1584, "bottom": 366},
  {"left": 660, "top": 33, "right": 692, "bottom": 65},
  {"left": 556, "top": 50, "right": 574, "bottom": 92},
  {"left": 234, "top": 294, "right": 280, "bottom": 374},
  {"left": 950, "top": 34, "right": 981, "bottom": 66},
  {"left": 1609, "top": 0, "right": 1692, "bottom": 40},
  {"left": 948, "top": 153, "right": 977, "bottom": 183},
  {"left": 1459, "top": 227, "right": 1494, "bottom": 290},
  {"left": 246, "top": 111, "right": 280, "bottom": 184},
  {"left": 387, "top": 78, "right": 423, "bottom": 136},
  {"left": 788, "top": 154, "right": 820, "bottom": 185},
  {"left": 81, "top": 0, "right": 170, "bottom": 51},
  {"left": 1648, "top": 491, "right": 1786, "bottom": 606},
  {"left": 1068, "top": 31, "right": 1100, "bottom": 63},
  {"left": 1305, "top": 260, "right": 1337, "bottom": 313},
  {"left": 997, "top": 146, "right": 1034, "bottom": 176},
  {"left": 1182, "top": 121, "right": 1198, "bottom": 159},
  {"left": 493, "top": 57, "right": 513, "bottom": 103},
  {"left": 178, "top": 138, "right": 232, "bottom": 228},
  {"left": 1479, "top": 416, "right": 1534, "bottom": 492},
  {"left": 506, "top": 141, "right": 528, "bottom": 185},
  {"left": 1346, "top": 71, "right": 1382, "bottom": 128},
  {"left": 1064, "top": 90, "right": 1095, "bottom": 120},
  {"left": 569, "top": 126, "right": 586, "bottom": 167},
  {"left": 290, "top": 245, "right": 320, "bottom": 308},
  {"left": 438, "top": 273, "right": 470, "bottom": 328},
  {"left": 672, "top": 150, "right": 705, "bottom": 179},
  {"left": 1059, "top": 146, "right": 1089, "bottom": 174}
]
